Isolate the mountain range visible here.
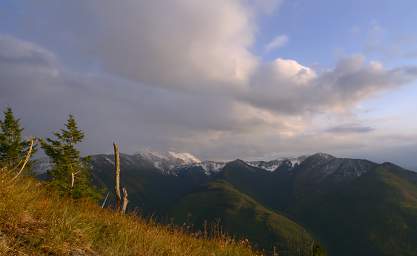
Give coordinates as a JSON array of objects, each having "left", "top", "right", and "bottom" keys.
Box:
[{"left": 36, "top": 151, "right": 417, "bottom": 256}]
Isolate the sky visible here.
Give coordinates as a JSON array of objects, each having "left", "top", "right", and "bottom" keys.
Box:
[{"left": 1, "top": 0, "right": 417, "bottom": 168}]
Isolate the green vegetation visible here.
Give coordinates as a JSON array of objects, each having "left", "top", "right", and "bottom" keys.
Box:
[
  {"left": 0, "top": 107, "right": 100, "bottom": 200},
  {"left": 292, "top": 165, "right": 417, "bottom": 256},
  {"left": 172, "top": 180, "right": 322, "bottom": 256},
  {"left": 40, "top": 115, "right": 100, "bottom": 199},
  {"left": 0, "top": 108, "right": 35, "bottom": 172},
  {"left": 219, "top": 159, "right": 417, "bottom": 256},
  {"left": 0, "top": 169, "right": 260, "bottom": 256}
]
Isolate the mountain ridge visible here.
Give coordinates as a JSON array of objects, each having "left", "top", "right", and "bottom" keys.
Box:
[
  {"left": 34, "top": 151, "right": 417, "bottom": 255},
  {"left": 36, "top": 150, "right": 412, "bottom": 178}
]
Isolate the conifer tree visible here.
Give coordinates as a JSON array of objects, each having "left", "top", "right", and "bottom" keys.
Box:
[
  {"left": 41, "top": 115, "right": 100, "bottom": 199},
  {"left": 0, "top": 107, "right": 35, "bottom": 172}
]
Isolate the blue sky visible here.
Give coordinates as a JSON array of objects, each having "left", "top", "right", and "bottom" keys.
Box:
[
  {"left": 0, "top": 0, "right": 417, "bottom": 168},
  {"left": 256, "top": 0, "right": 417, "bottom": 64}
]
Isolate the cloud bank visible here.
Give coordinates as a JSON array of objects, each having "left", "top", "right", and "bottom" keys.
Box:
[{"left": 1, "top": 0, "right": 417, "bottom": 164}]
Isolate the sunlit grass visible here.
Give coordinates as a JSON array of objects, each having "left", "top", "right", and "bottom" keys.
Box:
[{"left": 0, "top": 169, "right": 261, "bottom": 255}]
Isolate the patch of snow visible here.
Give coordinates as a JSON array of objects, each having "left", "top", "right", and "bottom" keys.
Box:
[
  {"left": 246, "top": 156, "right": 307, "bottom": 172},
  {"left": 139, "top": 149, "right": 169, "bottom": 161},
  {"left": 168, "top": 152, "right": 201, "bottom": 164},
  {"left": 153, "top": 161, "right": 162, "bottom": 170},
  {"left": 104, "top": 156, "right": 114, "bottom": 165},
  {"left": 198, "top": 161, "right": 226, "bottom": 175},
  {"left": 246, "top": 161, "right": 280, "bottom": 171},
  {"left": 135, "top": 150, "right": 202, "bottom": 174}
]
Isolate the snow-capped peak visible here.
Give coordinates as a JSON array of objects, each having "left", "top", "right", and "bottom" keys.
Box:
[
  {"left": 138, "top": 149, "right": 169, "bottom": 161},
  {"left": 167, "top": 152, "right": 201, "bottom": 164},
  {"left": 136, "top": 149, "right": 201, "bottom": 173}
]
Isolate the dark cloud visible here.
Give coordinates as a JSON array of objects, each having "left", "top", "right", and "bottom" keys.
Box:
[
  {"left": 325, "top": 124, "right": 374, "bottom": 134},
  {"left": 0, "top": 36, "right": 291, "bottom": 157}
]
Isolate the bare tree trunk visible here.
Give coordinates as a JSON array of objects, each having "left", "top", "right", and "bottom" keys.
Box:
[
  {"left": 11, "top": 138, "right": 34, "bottom": 181},
  {"left": 121, "top": 187, "right": 129, "bottom": 214},
  {"left": 113, "top": 143, "right": 122, "bottom": 210},
  {"left": 71, "top": 172, "right": 75, "bottom": 188},
  {"left": 70, "top": 171, "right": 80, "bottom": 188}
]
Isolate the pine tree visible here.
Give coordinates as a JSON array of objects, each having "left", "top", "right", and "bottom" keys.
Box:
[
  {"left": 0, "top": 107, "right": 35, "bottom": 172},
  {"left": 41, "top": 115, "right": 100, "bottom": 199}
]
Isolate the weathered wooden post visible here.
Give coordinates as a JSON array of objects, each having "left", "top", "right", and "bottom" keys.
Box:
[{"left": 113, "top": 143, "right": 122, "bottom": 211}]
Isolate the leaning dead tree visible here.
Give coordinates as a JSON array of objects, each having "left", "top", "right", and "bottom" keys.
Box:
[
  {"left": 113, "top": 142, "right": 128, "bottom": 213},
  {"left": 101, "top": 192, "right": 110, "bottom": 208},
  {"left": 11, "top": 138, "right": 34, "bottom": 181}
]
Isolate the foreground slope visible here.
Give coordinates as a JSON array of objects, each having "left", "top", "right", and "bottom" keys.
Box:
[{"left": 0, "top": 170, "right": 259, "bottom": 256}]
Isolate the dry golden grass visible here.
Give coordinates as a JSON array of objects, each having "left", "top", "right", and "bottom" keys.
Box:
[{"left": 0, "top": 169, "right": 261, "bottom": 256}]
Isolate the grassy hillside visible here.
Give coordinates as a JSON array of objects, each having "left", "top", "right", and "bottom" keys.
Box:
[
  {"left": 0, "top": 169, "right": 260, "bottom": 256},
  {"left": 171, "top": 180, "right": 321, "bottom": 256}
]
